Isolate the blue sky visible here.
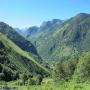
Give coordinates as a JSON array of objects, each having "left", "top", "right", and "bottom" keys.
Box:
[{"left": 0, "top": 0, "right": 90, "bottom": 28}]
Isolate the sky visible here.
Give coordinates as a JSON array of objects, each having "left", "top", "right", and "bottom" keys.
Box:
[{"left": 0, "top": 0, "right": 90, "bottom": 29}]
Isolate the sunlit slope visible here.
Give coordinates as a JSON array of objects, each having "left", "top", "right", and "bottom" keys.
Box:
[
  {"left": 0, "top": 22, "right": 41, "bottom": 62},
  {"left": 0, "top": 32, "right": 50, "bottom": 74}
]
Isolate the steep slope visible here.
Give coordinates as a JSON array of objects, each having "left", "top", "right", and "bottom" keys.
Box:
[
  {"left": 0, "top": 22, "right": 39, "bottom": 56},
  {"left": 24, "top": 13, "right": 90, "bottom": 63},
  {"left": 0, "top": 22, "right": 44, "bottom": 65},
  {"left": 0, "top": 32, "right": 49, "bottom": 81}
]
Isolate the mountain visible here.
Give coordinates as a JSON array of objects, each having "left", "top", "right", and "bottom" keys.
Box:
[
  {"left": 0, "top": 22, "right": 50, "bottom": 82},
  {"left": 20, "top": 19, "right": 63, "bottom": 60},
  {"left": 47, "top": 13, "right": 90, "bottom": 62},
  {"left": 26, "top": 26, "right": 39, "bottom": 39},
  {"left": 22, "top": 13, "right": 90, "bottom": 63},
  {"left": 0, "top": 22, "right": 43, "bottom": 61},
  {"left": 20, "top": 19, "right": 63, "bottom": 62},
  {"left": 17, "top": 19, "right": 62, "bottom": 40},
  {"left": 39, "top": 19, "right": 62, "bottom": 30}
]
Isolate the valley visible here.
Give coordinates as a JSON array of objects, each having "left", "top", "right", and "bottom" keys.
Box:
[{"left": 0, "top": 13, "right": 90, "bottom": 90}]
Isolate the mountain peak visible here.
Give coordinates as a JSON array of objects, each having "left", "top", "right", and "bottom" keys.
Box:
[
  {"left": 70, "top": 13, "right": 90, "bottom": 23},
  {"left": 26, "top": 26, "right": 39, "bottom": 35},
  {"left": 77, "top": 13, "right": 90, "bottom": 16},
  {"left": 75, "top": 13, "right": 90, "bottom": 19},
  {"left": 40, "top": 19, "right": 62, "bottom": 30}
]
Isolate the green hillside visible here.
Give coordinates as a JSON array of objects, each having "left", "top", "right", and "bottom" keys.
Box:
[
  {"left": 0, "top": 32, "right": 49, "bottom": 82},
  {"left": 0, "top": 22, "right": 41, "bottom": 60}
]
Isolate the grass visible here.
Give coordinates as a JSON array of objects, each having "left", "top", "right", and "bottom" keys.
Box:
[
  {"left": 16, "top": 82, "right": 90, "bottom": 90},
  {"left": 1, "top": 77, "right": 89, "bottom": 90},
  {"left": 2, "top": 81, "right": 90, "bottom": 90}
]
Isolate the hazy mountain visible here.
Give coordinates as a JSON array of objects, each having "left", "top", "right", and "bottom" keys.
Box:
[
  {"left": 40, "top": 19, "right": 62, "bottom": 30},
  {"left": 17, "top": 19, "right": 62, "bottom": 40},
  {"left": 26, "top": 26, "right": 39, "bottom": 39}
]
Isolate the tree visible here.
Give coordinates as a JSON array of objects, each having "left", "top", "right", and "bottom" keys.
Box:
[
  {"left": 20, "top": 73, "right": 28, "bottom": 85},
  {"left": 0, "top": 73, "right": 5, "bottom": 81},
  {"left": 35, "top": 74, "right": 43, "bottom": 85}
]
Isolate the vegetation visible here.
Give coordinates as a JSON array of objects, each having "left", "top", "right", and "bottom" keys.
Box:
[
  {"left": 1, "top": 13, "right": 90, "bottom": 90},
  {"left": 17, "top": 82, "right": 90, "bottom": 90}
]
